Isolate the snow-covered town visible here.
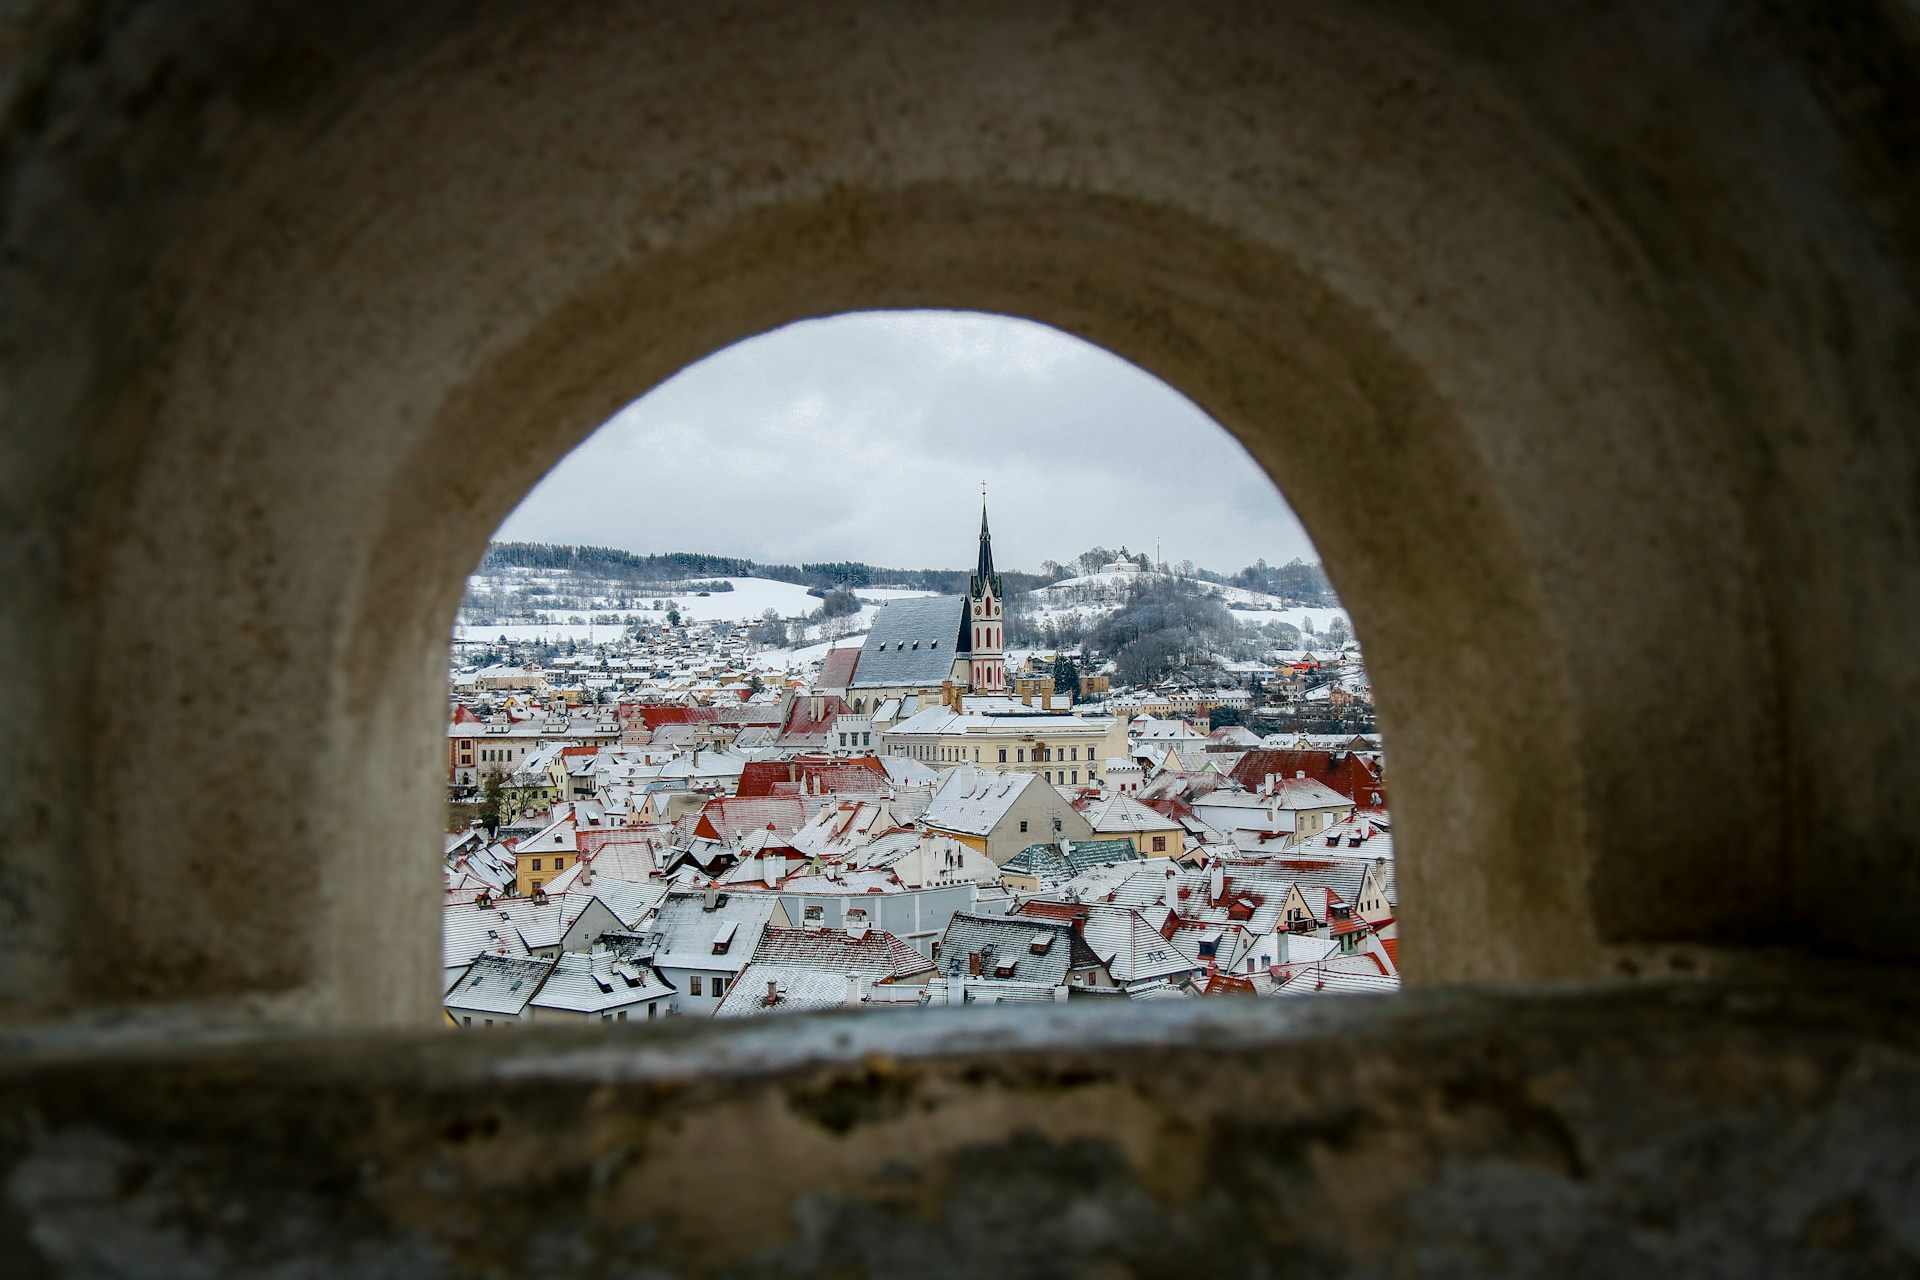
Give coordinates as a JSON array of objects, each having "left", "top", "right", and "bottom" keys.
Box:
[{"left": 443, "top": 501, "right": 1394, "bottom": 1026}]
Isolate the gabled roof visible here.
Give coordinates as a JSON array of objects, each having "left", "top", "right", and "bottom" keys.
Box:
[
  {"left": 529, "top": 949, "right": 672, "bottom": 1012},
  {"left": 1016, "top": 900, "right": 1198, "bottom": 984},
  {"left": 779, "top": 693, "right": 855, "bottom": 740},
  {"left": 937, "top": 912, "right": 1089, "bottom": 986},
  {"left": 445, "top": 954, "right": 555, "bottom": 1015},
  {"left": 920, "top": 766, "right": 1036, "bottom": 836},
  {"left": 1002, "top": 838, "right": 1140, "bottom": 880},
  {"left": 646, "top": 890, "right": 782, "bottom": 975},
  {"left": 751, "top": 926, "right": 935, "bottom": 980},
  {"left": 1227, "top": 749, "right": 1386, "bottom": 804},
  {"left": 631, "top": 705, "right": 723, "bottom": 730},
  {"left": 1080, "top": 793, "right": 1177, "bottom": 833},
  {"left": 850, "top": 596, "right": 968, "bottom": 688},
  {"left": 692, "top": 794, "right": 809, "bottom": 844},
  {"left": 735, "top": 755, "right": 889, "bottom": 799},
  {"left": 816, "top": 647, "right": 862, "bottom": 690},
  {"left": 714, "top": 963, "right": 863, "bottom": 1018}
]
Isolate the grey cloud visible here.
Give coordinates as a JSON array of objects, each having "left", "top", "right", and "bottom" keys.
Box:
[{"left": 496, "top": 311, "right": 1319, "bottom": 573}]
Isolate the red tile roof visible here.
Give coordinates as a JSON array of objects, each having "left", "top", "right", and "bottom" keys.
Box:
[
  {"left": 1226, "top": 749, "right": 1386, "bottom": 805},
  {"left": 735, "top": 755, "right": 888, "bottom": 799},
  {"left": 779, "top": 694, "right": 854, "bottom": 738},
  {"left": 817, "top": 647, "right": 862, "bottom": 690},
  {"left": 629, "top": 704, "right": 723, "bottom": 730},
  {"left": 693, "top": 795, "right": 810, "bottom": 843}
]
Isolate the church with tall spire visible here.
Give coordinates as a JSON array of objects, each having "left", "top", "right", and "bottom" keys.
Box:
[{"left": 833, "top": 494, "right": 1016, "bottom": 711}]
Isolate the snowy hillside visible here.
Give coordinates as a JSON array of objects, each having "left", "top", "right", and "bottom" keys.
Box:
[
  {"left": 1026, "top": 570, "right": 1349, "bottom": 638},
  {"left": 454, "top": 571, "right": 938, "bottom": 643}
]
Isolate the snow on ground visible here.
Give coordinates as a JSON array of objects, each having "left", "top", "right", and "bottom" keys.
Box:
[
  {"left": 748, "top": 634, "right": 867, "bottom": 673},
  {"left": 457, "top": 576, "right": 940, "bottom": 637}
]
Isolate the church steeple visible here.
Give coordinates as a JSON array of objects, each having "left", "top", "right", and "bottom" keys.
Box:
[
  {"left": 970, "top": 493, "right": 1002, "bottom": 601},
  {"left": 966, "top": 489, "right": 1005, "bottom": 694}
]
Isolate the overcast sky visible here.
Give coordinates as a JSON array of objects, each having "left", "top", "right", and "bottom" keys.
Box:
[{"left": 497, "top": 311, "right": 1318, "bottom": 574}]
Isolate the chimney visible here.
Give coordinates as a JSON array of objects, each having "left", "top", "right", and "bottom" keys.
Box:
[
  {"left": 765, "top": 978, "right": 780, "bottom": 1007},
  {"left": 474, "top": 890, "right": 492, "bottom": 910},
  {"left": 844, "top": 972, "right": 863, "bottom": 1007},
  {"left": 809, "top": 694, "right": 823, "bottom": 722},
  {"left": 1296, "top": 769, "right": 1306, "bottom": 780},
  {"left": 703, "top": 886, "right": 719, "bottom": 912},
  {"left": 968, "top": 950, "right": 983, "bottom": 977},
  {"left": 1209, "top": 860, "right": 1225, "bottom": 904}
]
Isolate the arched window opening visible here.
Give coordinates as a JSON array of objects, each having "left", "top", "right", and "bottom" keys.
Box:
[{"left": 443, "top": 311, "right": 1394, "bottom": 1024}]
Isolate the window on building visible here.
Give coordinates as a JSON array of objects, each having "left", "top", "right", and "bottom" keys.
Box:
[
  {"left": 1071, "top": 770, "right": 1078, "bottom": 784},
  {"left": 647, "top": 1003, "right": 658, "bottom": 1019},
  {"left": 1152, "top": 836, "right": 1167, "bottom": 852},
  {"left": 690, "top": 975, "right": 702, "bottom": 996},
  {"left": 602, "top": 1012, "right": 613, "bottom": 1022},
  {"left": 462, "top": 1016, "right": 471, "bottom": 1027},
  {"left": 618, "top": 1009, "right": 629, "bottom": 1021},
  {"left": 1044, "top": 771, "right": 1051, "bottom": 784},
  {"left": 531, "top": 880, "right": 542, "bottom": 893},
  {"left": 554, "top": 856, "right": 565, "bottom": 870},
  {"left": 998, "top": 748, "right": 1007, "bottom": 763},
  {"left": 484, "top": 1019, "right": 494, "bottom": 1027},
  {"left": 1017, "top": 749, "right": 1025, "bottom": 762},
  {"left": 1019, "top": 820, "right": 1028, "bottom": 833},
  {"left": 713, "top": 976, "right": 728, "bottom": 996}
]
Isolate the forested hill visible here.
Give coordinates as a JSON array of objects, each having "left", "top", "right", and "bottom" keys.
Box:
[
  {"left": 476, "top": 541, "right": 1337, "bottom": 604},
  {"left": 476, "top": 542, "right": 1041, "bottom": 594}
]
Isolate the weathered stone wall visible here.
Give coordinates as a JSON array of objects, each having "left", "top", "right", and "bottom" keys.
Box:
[
  {"left": 3, "top": 1, "right": 1910, "bottom": 1027},
  {"left": 4, "top": 986, "right": 1916, "bottom": 1276}
]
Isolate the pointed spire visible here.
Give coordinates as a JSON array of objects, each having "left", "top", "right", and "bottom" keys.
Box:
[{"left": 973, "top": 490, "right": 997, "bottom": 594}]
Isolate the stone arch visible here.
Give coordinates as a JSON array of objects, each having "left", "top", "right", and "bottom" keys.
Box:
[{"left": 4, "top": 2, "right": 1915, "bottom": 1035}]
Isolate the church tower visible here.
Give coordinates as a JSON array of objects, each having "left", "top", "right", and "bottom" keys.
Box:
[{"left": 967, "top": 497, "right": 1006, "bottom": 694}]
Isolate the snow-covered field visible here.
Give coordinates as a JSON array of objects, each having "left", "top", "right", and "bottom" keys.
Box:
[{"left": 455, "top": 575, "right": 941, "bottom": 640}]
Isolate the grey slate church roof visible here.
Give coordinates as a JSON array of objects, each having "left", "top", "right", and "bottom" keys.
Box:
[{"left": 849, "top": 596, "right": 970, "bottom": 688}]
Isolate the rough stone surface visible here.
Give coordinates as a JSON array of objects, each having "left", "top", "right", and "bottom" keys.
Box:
[{"left": 3, "top": 982, "right": 1917, "bottom": 1276}]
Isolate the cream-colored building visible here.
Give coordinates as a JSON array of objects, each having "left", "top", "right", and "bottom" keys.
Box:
[
  {"left": 918, "top": 766, "right": 1094, "bottom": 864},
  {"left": 1079, "top": 793, "right": 1186, "bottom": 860},
  {"left": 883, "top": 695, "right": 1126, "bottom": 789}
]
